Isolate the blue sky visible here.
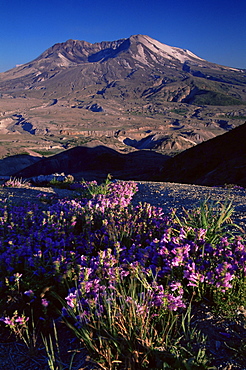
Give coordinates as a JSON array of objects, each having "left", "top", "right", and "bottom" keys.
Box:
[{"left": 0, "top": 0, "right": 246, "bottom": 72}]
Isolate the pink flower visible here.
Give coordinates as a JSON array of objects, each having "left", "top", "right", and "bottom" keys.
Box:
[{"left": 41, "top": 298, "right": 49, "bottom": 307}]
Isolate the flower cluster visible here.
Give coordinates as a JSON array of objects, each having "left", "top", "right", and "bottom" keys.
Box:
[
  {"left": 0, "top": 179, "right": 245, "bottom": 334},
  {"left": 63, "top": 249, "right": 186, "bottom": 324}
]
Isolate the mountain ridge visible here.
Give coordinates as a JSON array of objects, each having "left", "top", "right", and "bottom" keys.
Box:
[
  {"left": 1, "top": 34, "right": 244, "bottom": 89},
  {"left": 1, "top": 34, "right": 208, "bottom": 76}
]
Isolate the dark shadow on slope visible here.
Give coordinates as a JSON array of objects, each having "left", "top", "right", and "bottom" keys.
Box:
[
  {"left": 88, "top": 39, "right": 130, "bottom": 63},
  {"left": 0, "top": 154, "right": 42, "bottom": 176},
  {"left": 14, "top": 145, "right": 169, "bottom": 182},
  {"left": 154, "top": 122, "right": 246, "bottom": 187}
]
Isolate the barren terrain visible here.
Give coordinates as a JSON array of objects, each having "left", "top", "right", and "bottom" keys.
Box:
[
  {"left": 0, "top": 35, "right": 246, "bottom": 172},
  {"left": 0, "top": 96, "right": 245, "bottom": 170}
]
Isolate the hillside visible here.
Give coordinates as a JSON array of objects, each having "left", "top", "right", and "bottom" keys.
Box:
[
  {"left": 155, "top": 121, "right": 246, "bottom": 187},
  {"left": 14, "top": 145, "right": 169, "bottom": 181}
]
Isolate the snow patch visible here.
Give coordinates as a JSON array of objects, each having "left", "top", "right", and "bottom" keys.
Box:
[
  {"left": 135, "top": 35, "right": 204, "bottom": 63},
  {"left": 228, "top": 66, "right": 240, "bottom": 71},
  {"left": 185, "top": 49, "right": 204, "bottom": 61}
]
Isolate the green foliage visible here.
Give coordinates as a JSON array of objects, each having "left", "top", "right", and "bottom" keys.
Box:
[
  {"left": 0, "top": 183, "right": 245, "bottom": 369},
  {"left": 170, "top": 108, "right": 188, "bottom": 116},
  {"left": 49, "top": 175, "right": 75, "bottom": 189},
  {"left": 60, "top": 270, "right": 211, "bottom": 370},
  {"left": 224, "top": 114, "right": 246, "bottom": 120},
  {"left": 33, "top": 149, "right": 62, "bottom": 156},
  {"left": 192, "top": 91, "right": 243, "bottom": 106},
  {"left": 80, "top": 173, "right": 112, "bottom": 197},
  {"left": 166, "top": 304, "right": 214, "bottom": 370},
  {"left": 173, "top": 198, "right": 241, "bottom": 245},
  {"left": 17, "top": 151, "right": 31, "bottom": 156},
  {"left": 41, "top": 321, "right": 77, "bottom": 370},
  {"left": 212, "top": 274, "right": 246, "bottom": 319}
]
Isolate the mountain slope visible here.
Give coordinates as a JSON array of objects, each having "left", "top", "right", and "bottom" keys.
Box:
[
  {"left": 1, "top": 35, "right": 246, "bottom": 105},
  {"left": 155, "top": 122, "right": 246, "bottom": 187},
  {"left": 0, "top": 35, "right": 207, "bottom": 81}
]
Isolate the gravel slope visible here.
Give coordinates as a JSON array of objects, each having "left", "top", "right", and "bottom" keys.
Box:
[
  {"left": 131, "top": 181, "right": 246, "bottom": 231},
  {"left": 0, "top": 181, "right": 245, "bottom": 230}
]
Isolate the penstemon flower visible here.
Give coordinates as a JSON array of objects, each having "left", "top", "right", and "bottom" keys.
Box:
[{"left": 0, "top": 177, "right": 244, "bottom": 367}]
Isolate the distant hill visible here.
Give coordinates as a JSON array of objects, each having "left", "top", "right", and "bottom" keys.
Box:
[
  {"left": 155, "top": 122, "right": 246, "bottom": 187},
  {"left": 13, "top": 122, "right": 246, "bottom": 187},
  {"left": 0, "top": 154, "right": 41, "bottom": 176},
  {"left": 14, "top": 145, "right": 169, "bottom": 182}
]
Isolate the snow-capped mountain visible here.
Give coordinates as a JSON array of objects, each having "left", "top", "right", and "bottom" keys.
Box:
[{"left": 0, "top": 34, "right": 245, "bottom": 106}]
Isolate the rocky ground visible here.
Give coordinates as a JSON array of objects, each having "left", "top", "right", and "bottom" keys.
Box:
[{"left": 131, "top": 181, "right": 246, "bottom": 231}]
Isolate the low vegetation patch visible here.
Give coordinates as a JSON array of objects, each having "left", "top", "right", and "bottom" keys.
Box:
[
  {"left": 170, "top": 108, "right": 188, "bottom": 116},
  {"left": 0, "top": 179, "right": 245, "bottom": 369},
  {"left": 2, "top": 177, "right": 31, "bottom": 188},
  {"left": 192, "top": 91, "right": 243, "bottom": 106}
]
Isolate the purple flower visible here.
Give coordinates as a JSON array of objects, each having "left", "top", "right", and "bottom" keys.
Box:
[
  {"left": 166, "top": 293, "right": 186, "bottom": 311},
  {"left": 0, "top": 317, "right": 14, "bottom": 326},
  {"left": 41, "top": 298, "right": 49, "bottom": 307},
  {"left": 15, "top": 316, "right": 29, "bottom": 325}
]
